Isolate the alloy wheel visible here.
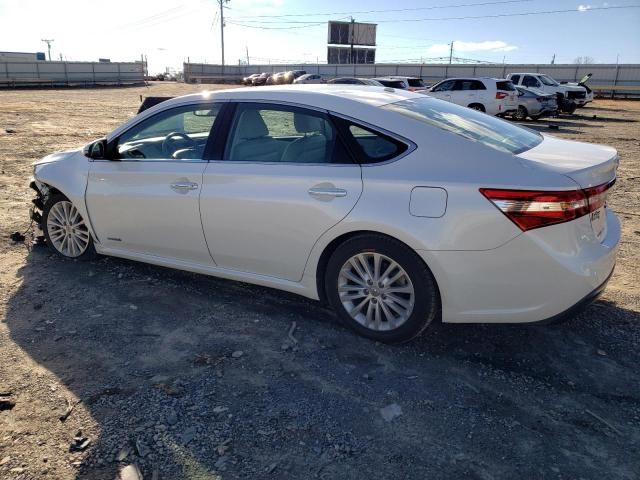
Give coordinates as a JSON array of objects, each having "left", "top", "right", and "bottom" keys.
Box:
[
  {"left": 338, "top": 252, "right": 415, "bottom": 331},
  {"left": 46, "top": 201, "right": 91, "bottom": 258}
]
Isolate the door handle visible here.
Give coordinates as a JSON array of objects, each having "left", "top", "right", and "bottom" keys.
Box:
[
  {"left": 170, "top": 182, "right": 199, "bottom": 192},
  {"left": 308, "top": 186, "right": 348, "bottom": 198}
]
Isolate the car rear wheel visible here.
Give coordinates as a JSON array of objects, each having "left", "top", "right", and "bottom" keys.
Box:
[
  {"left": 468, "top": 103, "right": 485, "bottom": 113},
  {"left": 513, "top": 106, "right": 528, "bottom": 121},
  {"left": 43, "top": 194, "right": 96, "bottom": 260},
  {"left": 325, "top": 234, "right": 439, "bottom": 343}
]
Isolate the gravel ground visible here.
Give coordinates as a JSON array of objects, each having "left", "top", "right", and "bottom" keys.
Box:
[{"left": 0, "top": 83, "right": 639, "bottom": 480}]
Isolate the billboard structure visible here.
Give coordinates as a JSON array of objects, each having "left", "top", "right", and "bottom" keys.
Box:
[{"left": 327, "top": 20, "right": 377, "bottom": 64}]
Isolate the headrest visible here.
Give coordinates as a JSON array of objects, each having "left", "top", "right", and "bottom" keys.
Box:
[
  {"left": 237, "top": 109, "right": 269, "bottom": 139},
  {"left": 294, "top": 113, "right": 325, "bottom": 134}
]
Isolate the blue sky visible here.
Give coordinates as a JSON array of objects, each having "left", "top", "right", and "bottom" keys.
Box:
[{"left": 1, "top": 0, "right": 639, "bottom": 72}]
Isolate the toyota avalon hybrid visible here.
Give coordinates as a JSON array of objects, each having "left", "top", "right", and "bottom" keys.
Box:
[{"left": 29, "top": 85, "right": 620, "bottom": 343}]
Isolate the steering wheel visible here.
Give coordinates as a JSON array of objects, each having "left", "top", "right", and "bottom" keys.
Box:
[{"left": 161, "top": 132, "right": 197, "bottom": 157}]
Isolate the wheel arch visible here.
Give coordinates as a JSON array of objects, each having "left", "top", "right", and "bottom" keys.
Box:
[
  {"left": 467, "top": 103, "right": 485, "bottom": 112},
  {"left": 314, "top": 229, "right": 441, "bottom": 305}
]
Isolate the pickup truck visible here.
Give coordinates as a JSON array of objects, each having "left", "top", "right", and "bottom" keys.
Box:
[{"left": 506, "top": 73, "right": 591, "bottom": 112}]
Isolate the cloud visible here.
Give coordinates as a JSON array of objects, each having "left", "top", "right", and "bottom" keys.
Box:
[
  {"left": 577, "top": 4, "right": 592, "bottom": 11},
  {"left": 426, "top": 41, "right": 518, "bottom": 55}
]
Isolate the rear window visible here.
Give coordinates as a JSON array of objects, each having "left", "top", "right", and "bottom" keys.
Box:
[
  {"left": 379, "top": 80, "right": 407, "bottom": 89},
  {"left": 407, "top": 78, "right": 426, "bottom": 88},
  {"left": 383, "top": 97, "right": 542, "bottom": 155},
  {"left": 496, "top": 81, "right": 516, "bottom": 91}
]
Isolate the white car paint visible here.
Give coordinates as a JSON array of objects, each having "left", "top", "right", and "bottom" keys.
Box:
[
  {"left": 426, "top": 77, "right": 518, "bottom": 116},
  {"left": 32, "top": 85, "right": 619, "bottom": 328},
  {"left": 507, "top": 73, "right": 591, "bottom": 106}
]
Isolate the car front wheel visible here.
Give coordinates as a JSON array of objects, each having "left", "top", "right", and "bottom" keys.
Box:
[
  {"left": 325, "top": 234, "right": 440, "bottom": 343},
  {"left": 43, "top": 194, "right": 96, "bottom": 260}
]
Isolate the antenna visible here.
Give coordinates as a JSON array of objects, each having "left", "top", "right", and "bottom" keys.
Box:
[{"left": 41, "top": 39, "right": 54, "bottom": 61}]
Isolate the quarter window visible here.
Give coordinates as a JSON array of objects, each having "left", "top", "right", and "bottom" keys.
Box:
[
  {"left": 116, "top": 104, "right": 219, "bottom": 160},
  {"left": 346, "top": 123, "right": 408, "bottom": 163},
  {"left": 226, "top": 104, "right": 351, "bottom": 164}
]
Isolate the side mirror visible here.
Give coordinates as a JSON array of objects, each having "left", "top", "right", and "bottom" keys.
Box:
[{"left": 83, "top": 138, "right": 108, "bottom": 160}]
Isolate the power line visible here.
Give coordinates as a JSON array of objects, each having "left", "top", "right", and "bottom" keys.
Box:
[
  {"left": 226, "top": 20, "right": 327, "bottom": 30},
  {"left": 228, "top": 5, "right": 640, "bottom": 27},
  {"left": 229, "top": 0, "right": 536, "bottom": 19}
]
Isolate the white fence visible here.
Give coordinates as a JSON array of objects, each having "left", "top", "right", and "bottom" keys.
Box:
[
  {"left": 184, "top": 62, "right": 640, "bottom": 95},
  {"left": 0, "top": 61, "right": 145, "bottom": 87}
]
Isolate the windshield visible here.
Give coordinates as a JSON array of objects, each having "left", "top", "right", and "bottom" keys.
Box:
[
  {"left": 539, "top": 75, "right": 559, "bottom": 86},
  {"left": 384, "top": 97, "right": 542, "bottom": 155}
]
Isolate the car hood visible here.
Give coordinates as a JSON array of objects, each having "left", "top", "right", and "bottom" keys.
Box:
[
  {"left": 517, "top": 135, "right": 618, "bottom": 188},
  {"left": 32, "top": 148, "right": 81, "bottom": 167}
]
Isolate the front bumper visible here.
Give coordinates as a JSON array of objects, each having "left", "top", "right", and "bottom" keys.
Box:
[{"left": 419, "top": 208, "right": 620, "bottom": 324}]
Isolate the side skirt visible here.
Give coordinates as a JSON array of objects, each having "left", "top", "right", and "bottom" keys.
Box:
[{"left": 95, "top": 246, "right": 319, "bottom": 300}]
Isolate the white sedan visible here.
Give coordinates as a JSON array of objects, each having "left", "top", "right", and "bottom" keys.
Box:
[{"left": 30, "top": 85, "right": 620, "bottom": 343}]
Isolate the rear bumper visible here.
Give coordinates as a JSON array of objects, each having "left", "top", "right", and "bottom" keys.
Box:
[
  {"left": 419, "top": 208, "right": 620, "bottom": 323},
  {"left": 529, "top": 265, "right": 614, "bottom": 325},
  {"left": 531, "top": 105, "right": 558, "bottom": 117}
]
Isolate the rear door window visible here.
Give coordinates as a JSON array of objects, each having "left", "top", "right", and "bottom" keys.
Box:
[
  {"left": 454, "top": 80, "right": 485, "bottom": 91},
  {"left": 407, "top": 78, "right": 426, "bottom": 88},
  {"left": 225, "top": 103, "right": 351, "bottom": 164}
]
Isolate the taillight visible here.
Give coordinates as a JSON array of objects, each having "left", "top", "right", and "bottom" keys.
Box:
[
  {"left": 495, "top": 92, "right": 508, "bottom": 99},
  {"left": 480, "top": 180, "right": 614, "bottom": 231}
]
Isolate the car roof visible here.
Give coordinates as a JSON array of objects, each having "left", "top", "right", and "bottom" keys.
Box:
[
  {"left": 107, "top": 85, "right": 418, "bottom": 141},
  {"left": 187, "top": 85, "right": 413, "bottom": 106}
]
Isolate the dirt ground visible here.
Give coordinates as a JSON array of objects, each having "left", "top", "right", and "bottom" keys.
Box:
[{"left": 0, "top": 83, "right": 639, "bottom": 480}]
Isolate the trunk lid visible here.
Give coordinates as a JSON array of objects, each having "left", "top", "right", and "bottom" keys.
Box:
[{"left": 517, "top": 134, "right": 618, "bottom": 188}]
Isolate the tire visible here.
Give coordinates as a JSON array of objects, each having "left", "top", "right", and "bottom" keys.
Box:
[
  {"left": 468, "top": 103, "right": 485, "bottom": 113},
  {"left": 43, "top": 193, "right": 96, "bottom": 260},
  {"left": 325, "top": 234, "right": 440, "bottom": 344},
  {"left": 513, "top": 106, "right": 528, "bottom": 121}
]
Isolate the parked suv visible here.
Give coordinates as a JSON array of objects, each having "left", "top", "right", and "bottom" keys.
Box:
[
  {"left": 507, "top": 73, "right": 591, "bottom": 110},
  {"left": 426, "top": 78, "right": 518, "bottom": 116}
]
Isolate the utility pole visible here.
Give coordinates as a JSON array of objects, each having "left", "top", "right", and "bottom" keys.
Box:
[
  {"left": 245, "top": 46, "right": 249, "bottom": 65},
  {"left": 350, "top": 17, "right": 355, "bottom": 65},
  {"left": 551, "top": 53, "right": 556, "bottom": 65},
  {"left": 218, "top": 0, "right": 229, "bottom": 66},
  {"left": 41, "top": 39, "right": 54, "bottom": 61},
  {"left": 448, "top": 41, "right": 454, "bottom": 65}
]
